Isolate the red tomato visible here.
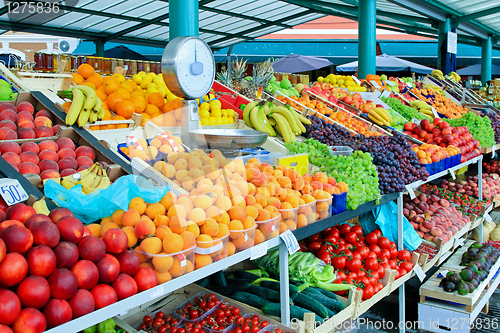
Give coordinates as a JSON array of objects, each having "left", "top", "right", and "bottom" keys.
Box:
[
  {"left": 367, "top": 275, "right": 377, "bottom": 286},
  {"left": 352, "top": 252, "right": 362, "bottom": 260},
  {"left": 346, "top": 258, "right": 362, "bottom": 272},
  {"left": 400, "top": 261, "right": 414, "bottom": 272},
  {"left": 375, "top": 282, "right": 384, "bottom": 293},
  {"left": 337, "top": 271, "right": 347, "bottom": 280},
  {"left": 319, "top": 244, "right": 333, "bottom": 253},
  {"left": 368, "top": 244, "right": 381, "bottom": 256},
  {"left": 373, "top": 229, "right": 382, "bottom": 237},
  {"left": 325, "top": 235, "right": 338, "bottom": 244},
  {"left": 365, "top": 232, "right": 379, "bottom": 246},
  {"left": 357, "top": 270, "right": 366, "bottom": 278},
  {"left": 344, "top": 231, "right": 358, "bottom": 244},
  {"left": 388, "top": 260, "right": 397, "bottom": 269},
  {"left": 347, "top": 272, "right": 358, "bottom": 280},
  {"left": 317, "top": 251, "right": 331, "bottom": 265},
  {"left": 308, "top": 241, "right": 322, "bottom": 253},
  {"left": 398, "top": 268, "right": 407, "bottom": 278},
  {"left": 327, "top": 229, "right": 340, "bottom": 241},
  {"left": 377, "top": 265, "right": 386, "bottom": 278},
  {"left": 370, "top": 271, "right": 379, "bottom": 281},
  {"left": 377, "top": 237, "right": 390, "bottom": 249},
  {"left": 331, "top": 256, "right": 346, "bottom": 270},
  {"left": 397, "top": 250, "right": 412, "bottom": 262},
  {"left": 366, "top": 251, "right": 377, "bottom": 259},
  {"left": 355, "top": 246, "right": 369, "bottom": 260},
  {"left": 394, "top": 270, "right": 401, "bottom": 279},
  {"left": 344, "top": 277, "right": 355, "bottom": 285},
  {"left": 339, "top": 224, "right": 351, "bottom": 236},
  {"left": 362, "top": 284, "right": 375, "bottom": 300},
  {"left": 380, "top": 248, "right": 391, "bottom": 260},
  {"left": 389, "top": 247, "right": 398, "bottom": 259},
  {"left": 364, "top": 257, "right": 379, "bottom": 271},
  {"left": 351, "top": 225, "right": 363, "bottom": 236}
]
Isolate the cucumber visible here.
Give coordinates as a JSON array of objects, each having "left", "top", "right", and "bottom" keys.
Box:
[
  {"left": 209, "top": 282, "right": 251, "bottom": 295},
  {"left": 233, "top": 271, "right": 261, "bottom": 282},
  {"left": 232, "top": 291, "right": 270, "bottom": 309},
  {"left": 301, "top": 287, "right": 322, "bottom": 295},
  {"left": 248, "top": 285, "right": 280, "bottom": 302},
  {"left": 261, "top": 303, "right": 322, "bottom": 322},
  {"left": 211, "top": 271, "right": 226, "bottom": 287},
  {"left": 302, "top": 290, "right": 344, "bottom": 313},
  {"left": 225, "top": 277, "right": 254, "bottom": 285},
  {"left": 293, "top": 293, "right": 329, "bottom": 319},
  {"left": 260, "top": 281, "right": 299, "bottom": 300},
  {"left": 196, "top": 277, "right": 211, "bottom": 288},
  {"left": 312, "top": 287, "right": 340, "bottom": 301}
]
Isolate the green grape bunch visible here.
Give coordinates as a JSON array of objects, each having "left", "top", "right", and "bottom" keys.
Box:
[{"left": 444, "top": 112, "right": 496, "bottom": 147}]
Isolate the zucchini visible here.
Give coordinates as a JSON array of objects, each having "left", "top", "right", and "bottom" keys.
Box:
[
  {"left": 260, "top": 280, "right": 299, "bottom": 300},
  {"left": 302, "top": 290, "right": 344, "bottom": 313},
  {"left": 232, "top": 291, "right": 270, "bottom": 309},
  {"left": 261, "top": 303, "right": 322, "bottom": 322},
  {"left": 248, "top": 285, "right": 280, "bottom": 302},
  {"left": 233, "top": 271, "right": 261, "bottom": 282},
  {"left": 293, "top": 293, "right": 329, "bottom": 319}
]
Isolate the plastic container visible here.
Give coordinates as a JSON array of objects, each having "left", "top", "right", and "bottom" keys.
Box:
[
  {"left": 453, "top": 153, "right": 462, "bottom": 167},
  {"left": 328, "top": 146, "right": 353, "bottom": 157},
  {"left": 229, "top": 225, "right": 256, "bottom": 253},
  {"left": 423, "top": 163, "right": 433, "bottom": 176},
  {"left": 256, "top": 215, "right": 280, "bottom": 242},
  {"left": 133, "top": 312, "right": 182, "bottom": 331},
  {"left": 203, "top": 300, "right": 248, "bottom": 333},
  {"left": 226, "top": 313, "right": 272, "bottom": 333},
  {"left": 444, "top": 156, "right": 451, "bottom": 169},
  {"left": 331, "top": 192, "right": 347, "bottom": 215},
  {"left": 134, "top": 245, "right": 195, "bottom": 280},
  {"left": 298, "top": 200, "right": 316, "bottom": 227},
  {"left": 279, "top": 207, "right": 298, "bottom": 233},
  {"left": 174, "top": 292, "right": 224, "bottom": 324},
  {"left": 316, "top": 197, "right": 332, "bottom": 220},
  {"left": 257, "top": 324, "right": 298, "bottom": 333},
  {"left": 195, "top": 234, "right": 229, "bottom": 263}
]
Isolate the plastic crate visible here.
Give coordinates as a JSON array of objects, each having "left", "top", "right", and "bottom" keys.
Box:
[
  {"left": 202, "top": 300, "right": 248, "bottom": 333},
  {"left": 256, "top": 215, "right": 280, "bottom": 241},
  {"left": 133, "top": 312, "right": 182, "bottom": 331},
  {"left": 329, "top": 146, "right": 353, "bottom": 157},
  {"left": 316, "top": 197, "right": 333, "bottom": 220},
  {"left": 174, "top": 292, "right": 224, "bottom": 324},
  {"left": 331, "top": 192, "right": 347, "bottom": 215}
]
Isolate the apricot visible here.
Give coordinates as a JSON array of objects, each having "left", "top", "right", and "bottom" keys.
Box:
[
  {"left": 297, "top": 214, "right": 308, "bottom": 228},
  {"left": 265, "top": 205, "right": 280, "bottom": 218},
  {"left": 255, "top": 194, "right": 269, "bottom": 208},
  {"left": 196, "top": 234, "right": 213, "bottom": 248},
  {"left": 220, "top": 211, "right": 230, "bottom": 226},
  {"left": 254, "top": 229, "right": 265, "bottom": 245},
  {"left": 228, "top": 242, "right": 236, "bottom": 256},
  {"left": 195, "top": 254, "right": 212, "bottom": 269},
  {"left": 215, "top": 196, "right": 232, "bottom": 211},
  {"left": 200, "top": 218, "right": 219, "bottom": 237},
  {"left": 154, "top": 215, "right": 169, "bottom": 227},
  {"left": 135, "top": 219, "right": 156, "bottom": 239},
  {"left": 245, "top": 206, "right": 259, "bottom": 220},
  {"left": 121, "top": 208, "right": 140, "bottom": 227},
  {"left": 256, "top": 209, "right": 271, "bottom": 222},
  {"left": 228, "top": 220, "right": 244, "bottom": 239},
  {"left": 87, "top": 224, "right": 101, "bottom": 238},
  {"left": 152, "top": 253, "right": 174, "bottom": 272},
  {"left": 186, "top": 222, "right": 200, "bottom": 238},
  {"left": 167, "top": 204, "right": 187, "bottom": 219},
  {"left": 169, "top": 256, "right": 187, "bottom": 277},
  {"left": 228, "top": 206, "right": 246, "bottom": 222},
  {"left": 312, "top": 172, "right": 328, "bottom": 184},
  {"left": 140, "top": 262, "right": 155, "bottom": 270},
  {"left": 243, "top": 216, "right": 256, "bottom": 229},
  {"left": 155, "top": 269, "right": 172, "bottom": 284},
  {"left": 231, "top": 195, "right": 246, "bottom": 209},
  {"left": 216, "top": 223, "right": 229, "bottom": 238},
  {"left": 101, "top": 222, "right": 119, "bottom": 236},
  {"left": 160, "top": 192, "right": 177, "bottom": 211},
  {"left": 155, "top": 225, "right": 172, "bottom": 240},
  {"left": 180, "top": 231, "right": 196, "bottom": 250},
  {"left": 140, "top": 236, "right": 162, "bottom": 255},
  {"left": 111, "top": 209, "right": 125, "bottom": 225},
  {"left": 169, "top": 215, "right": 188, "bottom": 234},
  {"left": 193, "top": 195, "right": 212, "bottom": 210},
  {"left": 123, "top": 226, "right": 138, "bottom": 247},
  {"left": 187, "top": 208, "right": 206, "bottom": 225},
  {"left": 162, "top": 233, "right": 184, "bottom": 254}
]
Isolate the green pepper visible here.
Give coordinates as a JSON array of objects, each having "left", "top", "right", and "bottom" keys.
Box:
[
  {"left": 97, "top": 318, "right": 116, "bottom": 333},
  {"left": 251, "top": 277, "right": 279, "bottom": 286},
  {"left": 83, "top": 326, "right": 97, "bottom": 333}
]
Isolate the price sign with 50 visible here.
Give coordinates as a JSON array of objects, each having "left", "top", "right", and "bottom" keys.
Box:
[{"left": 0, "top": 179, "right": 28, "bottom": 206}]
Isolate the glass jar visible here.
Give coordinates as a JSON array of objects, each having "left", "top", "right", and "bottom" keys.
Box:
[
  {"left": 111, "top": 58, "right": 118, "bottom": 74},
  {"left": 42, "top": 53, "right": 54, "bottom": 72},
  {"left": 143, "top": 61, "right": 151, "bottom": 73},
  {"left": 70, "top": 56, "right": 78, "bottom": 72},
  {"left": 149, "top": 62, "right": 156, "bottom": 74},
  {"left": 60, "top": 54, "right": 71, "bottom": 72},
  {"left": 77, "top": 56, "right": 87, "bottom": 67},
  {"left": 156, "top": 62, "right": 162, "bottom": 74},
  {"left": 103, "top": 58, "right": 111, "bottom": 74},
  {"left": 130, "top": 60, "right": 138, "bottom": 75},
  {"left": 136, "top": 60, "right": 144, "bottom": 73},
  {"left": 34, "top": 52, "right": 43, "bottom": 71},
  {"left": 123, "top": 59, "right": 130, "bottom": 73},
  {"left": 95, "top": 57, "right": 104, "bottom": 73},
  {"left": 87, "top": 56, "right": 96, "bottom": 70}
]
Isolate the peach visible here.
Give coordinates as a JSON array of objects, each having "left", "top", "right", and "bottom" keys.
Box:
[
  {"left": 48, "top": 207, "right": 73, "bottom": 223},
  {"left": 18, "top": 161, "right": 40, "bottom": 175},
  {"left": 34, "top": 116, "right": 52, "bottom": 128},
  {"left": 52, "top": 124, "right": 61, "bottom": 136},
  {"left": 40, "top": 170, "right": 60, "bottom": 181},
  {"left": 0, "top": 110, "right": 17, "bottom": 122},
  {"left": 58, "top": 157, "right": 78, "bottom": 171},
  {"left": 58, "top": 148, "right": 76, "bottom": 160},
  {"left": 0, "top": 128, "right": 17, "bottom": 140},
  {"left": 55, "top": 137, "right": 74, "bottom": 150},
  {"left": 77, "top": 165, "right": 90, "bottom": 172},
  {"left": 0, "top": 103, "right": 16, "bottom": 112},
  {"left": 20, "top": 151, "right": 39, "bottom": 165},
  {"left": 76, "top": 156, "right": 93, "bottom": 168},
  {"left": 9, "top": 164, "right": 19, "bottom": 172},
  {"left": 17, "top": 102, "right": 34, "bottom": 115},
  {"left": 17, "top": 128, "right": 36, "bottom": 139},
  {"left": 75, "top": 146, "right": 95, "bottom": 161},
  {"left": 60, "top": 169, "right": 77, "bottom": 177},
  {"left": 35, "top": 110, "right": 54, "bottom": 122},
  {"left": 35, "top": 126, "right": 54, "bottom": 138},
  {"left": 39, "top": 159, "right": 59, "bottom": 172},
  {"left": 0, "top": 142, "right": 20, "bottom": 154},
  {"left": 2, "top": 152, "right": 21, "bottom": 166},
  {"left": 21, "top": 142, "right": 39, "bottom": 154},
  {"left": 39, "top": 140, "right": 58, "bottom": 152},
  {"left": 17, "top": 111, "right": 34, "bottom": 122},
  {"left": 38, "top": 149, "right": 58, "bottom": 162},
  {"left": 17, "top": 119, "right": 35, "bottom": 130},
  {"left": 0, "top": 120, "right": 16, "bottom": 131}
]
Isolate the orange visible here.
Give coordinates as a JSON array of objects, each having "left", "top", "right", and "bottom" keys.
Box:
[
  {"left": 112, "top": 73, "right": 125, "bottom": 83},
  {"left": 130, "top": 95, "right": 147, "bottom": 114},
  {"left": 148, "top": 92, "right": 165, "bottom": 108},
  {"left": 116, "top": 88, "right": 131, "bottom": 100},
  {"left": 116, "top": 100, "right": 135, "bottom": 119},
  {"left": 104, "top": 79, "right": 120, "bottom": 95},
  {"left": 107, "top": 93, "right": 125, "bottom": 112},
  {"left": 78, "top": 63, "right": 94, "bottom": 79},
  {"left": 121, "top": 80, "right": 136, "bottom": 92},
  {"left": 141, "top": 113, "right": 152, "bottom": 126},
  {"left": 145, "top": 104, "right": 160, "bottom": 116},
  {"left": 81, "top": 81, "right": 96, "bottom": 90},
  {"left": 87, "top": 74, "right": 103, "bottom": 88},
  {"left": 95, "top": 90, "right": 107, "bottom": 102},
  {"left": 72, "top": 73, "right": 84, "bottom": 85}
]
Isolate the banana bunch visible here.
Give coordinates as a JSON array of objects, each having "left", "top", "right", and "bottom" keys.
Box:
[
  {"left": 367, "top": 107, "right": 392, "bottom": 127},
  {"left": 411, "top": 100, "right": 435, "bottom": 119},
  {"left": 32, "top": 197, "right": 50, "bottom": 215},
  {"left": 422, "top": 84, "right": 445, "bottom": 96},
  {"left": 45, "top": 163, "right": 111, "bottom": 194},
  {"left": 58, "top": 86, "right": 104, "bottom": 127},
  {"left": 431, "top": 69, "right": 445, "bottom": 80},
  {"left": 446, "top": 71, "right": 461, "bottom": 82},
  {"left": 243, "top": 101, "right": 311, "bottom": 143}
]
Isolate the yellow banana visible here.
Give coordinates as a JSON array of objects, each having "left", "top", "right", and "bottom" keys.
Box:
[
  {"left": 77, "top": 107, "right": 91, "bottom": 128},
  {"left": 65, "top": 88, "right": 85, "bottom": 126},
  {"left": 368, "top": 110, "right": 387, "bottom": 126},
  {"left": 243, "top": 102, "right": 256, "bottom": 127},
  {"left": 74, "top": 85, "right": 97, "bottom": 112},
  {"left": 297, "top": 113, "right": 312, "bottom": 125},
  {"left": 33, "top": 198, "right": 50, "bottom": 215},
  {"left": 89, "top": 109, "right": 97, "bottom": 124},
  {"left": 368, "top": 113, "right": 385, "bottom": 126},
  {"left": 270, "top": 113, "right": 295, "bottom": 143},
  {"left": 270, "top": 106, "right": 300, "bottom": 134}
]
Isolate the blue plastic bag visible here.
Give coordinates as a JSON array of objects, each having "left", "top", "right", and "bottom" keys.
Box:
[
  {"left": 44, "top": 175, "right": 169, "bottom": 224},
  {"left": 359, "top": 201, "right": 422, "bottom": 251}
]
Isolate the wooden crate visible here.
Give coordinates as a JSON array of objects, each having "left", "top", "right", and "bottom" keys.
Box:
[
  {"left": 389, "top": 252, "right": 420, "bottom": 293},
  {"left": 16, "top": 71, "right": 73, "bottom": 91}
]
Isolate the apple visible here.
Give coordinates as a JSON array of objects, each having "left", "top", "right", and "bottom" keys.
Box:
[
  {"left": 0, "top": 224, "right": 33, "bottom": 253},
  {"left": 118, "top": 250, "right": 140, "bottom": 276},
  {"left": 0, "top": 253, "right": 28, "bottom": 287},
  {"left": 56, "top": 216, "right": 84, "bottom": 243},
  {"left": 134, "top": 267, "right": 158, "bottom": 292},
  {"left": 27, "top": 245, "right": 57, "bottom": 277},
  {"left": 97, "top": 254, "right": 120, "bottom": 284},
  {"left": 48, "top": 268, "right": 78, "bottom": 300},
  {"left": 12, "top": 308, "right": 47, "bottom": 333},
  {"left": 17, "top": 276, "right": 51, "bottom": 309},
  {"left": 48, "top": 207, "right": 73, "bottom": 223},
  {"left": 43, "top": 299, "right": 72, "bottom": 328},
  {"left": 112, "top": 274, "right": 138, "bottom": 300},
  {"left": 90, "top": 284, "right": 118, "bottom": 309},
  {"left": 29, "top": 221, "right": 60, "bottom": 248},
  {"left": 0, "top": 289, "right": 21, "bottom": 325},
  {"left": 68, "top": 289, "right": 95, "bottom": 318},
  {"left": 102, "top": 228, "right": 128, "bottom": 254},
  {"left": 78, "top": 236, "right": 106, "bottom": 263},
  {"left": 53, "top": 241, "right": 79, "bottom": 269}
]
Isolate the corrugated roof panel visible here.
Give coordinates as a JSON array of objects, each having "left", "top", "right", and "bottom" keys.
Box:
[
  {"left": 212, "top": 37, "right": 247, "bottom": 48},
  {"left": 125, "top": 25, "right": 165, "bottom": 38},
  {"left": 199, "top": 13, "right": 234, "bottom": 26},
  {"left": 45, "top": 12, "right": 89, "bottom": 28},
  {"left": 199, "top": 10, "right": 218, "bottom": 20},
  {"left": 85, "top": 18, "right": 128, "bottom": 32},
  {"left": 81, "top": 0, "right": 127, "bottom": 11},
  {"left": 101, "top": 21, "right": 138, "bottom": 34},
  {"left": 102, "top": 1, "right": 149, "bottom": 15},
  {"left": 207, "top": 19, "right": 256, "bottom": 33},
  {"left": 124, "top": 2, "right": 167, "bottom": 19},
  {"left": 244, "top": 1, "right": 290, "bottom": 17},
  {"left": 142, "top": 27, "right": 170, "bottom": 40},
  {"left": 262, "top": 7, "right": 306, "bottom": 22},
  {"left": 65, "top": 15, "right": 106, "bottom": 29},
  {"left": 223, "top": 22, "right": 261, "bottom": 34},
  {"left": 245, "top": 26, "right": 285, "bottom": 38},
  {"left": 283, "top": 13, "right": 324, "bottom": 26}
]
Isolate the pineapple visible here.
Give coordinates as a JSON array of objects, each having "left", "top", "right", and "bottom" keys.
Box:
[
  {"left": 230, "top": 58, "right": 247, "bottom": 93},
  {"left": 241, "top": 60, "right": 274, "bottom": 99},
  {"left": 216, "top": 70, "right": 230, "bottom": 86}
]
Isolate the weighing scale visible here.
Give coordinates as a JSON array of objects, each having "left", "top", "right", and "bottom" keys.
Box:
[{"left": 161, "top": 36, "right": 268, "bottom": 153}]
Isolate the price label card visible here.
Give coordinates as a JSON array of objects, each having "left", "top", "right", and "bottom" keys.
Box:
[
  {"left": 280, "top": 229, "right": 300, "bottom": 255},
  {"left": 380, "top": 90, "right": 391, "bottom": 98},
  {"left": 414, "top": 265, "right": 426, "bottom": 282},
  {"left": 406, "top": 186, "right": 416, "bottom": 200},
  {"left": 431, "top": 107, "right": 439, "bottom": 118},
  {"left": 370, "top": 80, "right": 381, "bottom": 89},
  {"left": 492, "top": 148, "right": 496, "bottom": 158},
  {"left": 385, "top": 80, "right": 396, "bottom": 86},
  {"left": 250, "top": 243, "right": 268, "bottom": 260},
  {"left": 449, "top": 169, "right": 456, "bottom": 180},
  {"left": 411, "top": 118, "right": 420, "bottom": 124},
  {"left": 0, "top": 179, "right": 28, "bottom": 206},
  {"left": 484, "top": 212, "right": 493, "bottom": 223},
  {"left": 351, "top": 75, "right": 361, "bottom": 85},
  {"left": 437, "top": 269, "right": 449, "bottom": 278},
  {"left": 456, "top": 238, "right": 465, "bottom": 247},
  {"left": 149, "top": 285, "right": 165, "bottom": 299},
  {"left": 398, "top": 78, "right": 405, "bottom": 83},
  {"left": 406, "top": 82, "right": 413, "bottom": 88}
]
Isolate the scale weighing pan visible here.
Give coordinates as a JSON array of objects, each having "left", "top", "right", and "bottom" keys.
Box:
[{"left": 189, "top": 129, "right": 268, "bottom": 150}]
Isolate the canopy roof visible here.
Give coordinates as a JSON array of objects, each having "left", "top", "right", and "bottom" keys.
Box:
[
  {"left": 0, "top": 0, "right": 499, "bottom": 51},
  {"left": 457, "top": 63, "right": 500, "bottom": 76},
  {"left": 336, "top": 54, "right": 434, "bottom": 74}
]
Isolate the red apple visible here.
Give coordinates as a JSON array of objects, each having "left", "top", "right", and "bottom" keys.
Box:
[
  {"left": 102, "top": 228, "right": 128, "bottom": 254},
  {"left": 56, "top": 216, "right": 84, "bottom": 243},
  {"left": 21, "top": 142, "right": 39, "bottom": 154},
  {"left": 19, "top": 151, "right": 39, "bottom": 165},
  {"left": 90, "top": 284, "right": 117, "bottom": 309},
  {"left": 0, "top": 253, "right": 28, "bottom": 287},
  {"left": 112, "top": 274, "right": 138, "bottom": 300},
  {"left": 43, "top": 299, "right": 72, "bottom": 328},
  {"left": 97, "top": 254, "right": 120, "bottom": 284},
  {"left": 0, "top": 289, "right": 21, "bottom": 325},
  {"left": 29, "top": 221, "right": 60, "bottom": 248},
  {"left": 38, "top": 140, "right": 58, "bottom": 152},
  {"left": 27, "top": 245, "right": 56, "bottom": 277},
  {"left": 118, "top": 251, "right": 140, "bottom": 276},
  {"left": 38, "top": 149, "right": 58, "bottom": 162},
  {"left": 68, "top": 289, "right": 95, "bottom": 318},
  {"left": 78, "top": 236, "right": 106, "bottom": 263},
  {"left": 17, "top": 276, "right": 50, "bottom": 309},
  {"left": 5, "top": 203, "right": 36, "bottom": 224},
  {"left": 48, "top": 268, "right": 78, "bottom": 300},
  {"left": 18, "top": 161, "right": 40, "bottom": 175},
  {"left": 75, "top": 146, "right": 95, "bottom": 161},
  {"left": 12, "top": 308, "right": 46, "bottom": 333},
  {"left": 0, "top": 224, "right": 33, "bottom": 253},
  {"left": 134, "top": 267, "right": 158, "bottom": 292},
  {"left": 24, "top": 214, "right": 51, "bottom": 229},
  {"left": 0, "top": 142, "right": 20, "bottom": 155},
  {"left": 56, "top": 137, "right": 75, "bottom": 151},
  {"left": 48, "top": 207, "right": 73, "bottom": 223},
  {"left": 71, "top": 260, "right": 99, "bottom": 290},
  {"left": 17, "top": 101, "right": 34, "bottom": 115},
  {"left": 2, "top": 152, "right": 21, "bottom": 167},
  {"left": 53, "top": 241, "right": 79, "bottom": 269}
]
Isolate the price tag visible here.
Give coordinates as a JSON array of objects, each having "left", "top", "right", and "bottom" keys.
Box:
[
  {"left": 0, "top": 179, "right": 28, "bottom": 206},
  {"left": 456, "top": 238, "right": 465, "bottom": 247},
  {"left": 351, "top": 75, "right": 361, "bottom": 85},
  {"left": 411, "top": 118, "right": 420, "bottom": 124},
  {"left": 250, "top": 243, "right": 268, "bottom": 260},
  {"left": 484, "top": 212, "right": 493, "bottom": 223},
  {"left": 149, "top": 285, "right": 165, "bottom": 299},
  {"left": 380, "top": 90, "right": 391, "bottom": 98},
  {"left": 437, "top": 269, "right": 449, "bottom": 278},
  {"left": 431, "top": 107, "right": 439, "bottom": 118},
  {"left": 492, "top": 148, "right": 496, "bottom": 158},
  {"left": 406, "top": 82, "right": 413, "bottom": 88},
  {"left": 370, "top": 80, "right": 381, "bottom": 89},
  {"left": 398, "top": 78, "right": 405, "bottom": 83},
  {"left": 414, "top": 265, "right": 426, "bottom": 282},
  {"left": 406, "top": 186, "right": 416, "bottom": 200},
  {"left": 449, "top": 169, "right": 456, "bottom": 180},
  {"left": 385, "top": 80, "right": 396, "bottom": 86},
  {"left": 280, "top": 229, "right": 300, "bottom": 255},
  {"left": 177, "top": 253, "right": 186, "bottom": 267}
]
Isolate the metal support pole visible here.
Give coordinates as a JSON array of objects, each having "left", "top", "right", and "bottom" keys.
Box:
[
  {"left": 482, "top": 37, "right": 492, "bottom": 84},
  {"left": 478, "top": 155, "right": 484, "bottom": 243},
  {"left": 397, "top": 192, "right": 405, "bottom": 333},
  {"left": 169, "top": 0, "right": 199, "bottom": 39},
  {"left": 437, "top": 18, "right": 451, "bottom": 69},
  {"left": 95, "top": 39, "right": 105, "bottom": 57},
  {"left": 279, "top": 242, "right": 290, "bottom": 326},
  {"left": 358, "top": 0, "right": 376, "bottom": 78},
  {"left": 227, "top": 45, "right": 234, "bottom": 75}
]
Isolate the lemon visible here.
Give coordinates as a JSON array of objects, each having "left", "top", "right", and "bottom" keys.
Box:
[
  {"left": 138, "top": 71, "right": 147, "bottom": 77},
  {"left": 215, "top": 117, "right": 223, "bottom": 125},
  {"left": 221, "top": 109, "right": 228, "bottom": 117},
  {"left": 228, "top": 109, "right": 235, "bottom": 118},
  {"left": 147, "top": 72, "right": 156, "bottom": 78},
  {"left": 221, "top": 116, "right": 230, "bottom": 124},
  {"left": 208, "top": 117, "right": 216, "bottom": 126},
  {"left": 157, "top": 85, "right": 168, "bottom": 97},
  {"left": 153, "top": 75, "right": 165, "bottom": 86},
  {"left": 203, "top": 95, "right": 209, "bottom": 102},
  {"left": 211, "top": 108, "right": 222, "bottom": 118},
  {"left": 166, "top": 93, "right": 177, "bottom": 102},
  {"left": 132, "top": 74, "right": 143, "bottom": 85},
  {"left": 200, "top": 102, "right": 210, "bottom": 110},
  {"left": 200, "top": 118, "right": 209, "bottom": 126},
  {"left": 209, "top": 100, "right": 221, "bottom": 109},
  {"left": 198, "top": 109, "right": 210, "bottom": 118}
]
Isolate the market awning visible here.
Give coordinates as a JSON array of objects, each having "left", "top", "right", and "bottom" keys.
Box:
[
  {"left": 336, "top": 54, "right": 434, "bottom": 74},
  {"left": 457, "top": 63, "right": 500, "bottom": 76}
]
